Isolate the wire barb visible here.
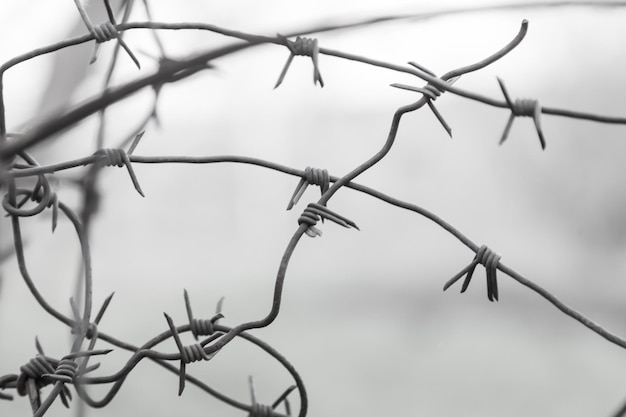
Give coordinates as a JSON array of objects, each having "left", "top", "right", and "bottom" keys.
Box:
[
  {"left": 92, "top": 148, "right": 145, "bottom": 197},
  {"left": 497, "top": 77, "right": 546, "bottom": 149},
  {"left": 274, "top": 35, "right": 324, "bottom": 88},
  {"left": 183, "top": 289, "right": 225, "bottom": 340},
  {"left": 164, "top": 313, "right": 219, "bottom": 396},
  {"left": 89, "top": 21, "right": 141, "bottom": 69},
  {"left": 298, "top": 202, "right": 359, "bottom": 238},
  {"left": 248, "top": 376, "right": 294, "bottom": 417},
  {"left": 443, "top": 244, "right": 502, "bottom": 301},
  {"left": 390, "top": 63, "right": 460, "bottom": 137},
  {"left": 17, "top": 355, "right": 70, "bottom": 408},
  {"left": 287, "top": 167, "right": 330, "bottom": 210}
]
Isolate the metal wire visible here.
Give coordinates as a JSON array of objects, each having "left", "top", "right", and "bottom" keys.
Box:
[{"left": 1, "top": 3, "right": 626, "bottom": 417}]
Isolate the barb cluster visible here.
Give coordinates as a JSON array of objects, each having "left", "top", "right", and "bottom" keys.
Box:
[
  {"left": 444, "top": 244, "right": 502, "bottom": 301},
  {"left": 2, "top": 3, "right": 626, "bottom": 417}
]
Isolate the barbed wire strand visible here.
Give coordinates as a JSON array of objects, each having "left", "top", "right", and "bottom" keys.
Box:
[
  {"left": 3, "top": 8, "right": 626, "bottom": 156},
  {"left": 2, "top": 4, "right": 626, "bottom": 417},
  {"left": 7, "top": 144, "right": 626, "bottom": 412},
  {"left": 7, "top": 145, "right": 626, "bottom": 352}
]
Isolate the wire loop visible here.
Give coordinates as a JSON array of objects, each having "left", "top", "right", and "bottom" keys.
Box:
[
  {"left": 297, "top": 202, "right": 359, "bottom": 238},
  {"left": 287, "top": 167, "right": 330, "bottom": 210},
  {"left": 497, "top": 77, "right": 546, "bottom": 149},
  {"left": 274, "top": 35, "right": 324, "bottom": 88},
  {"left": 443, "top": 244, "right": 502, "bottom": 302},
  {"left": 2, "top": 164, "right": 60, "bottom": 230}
]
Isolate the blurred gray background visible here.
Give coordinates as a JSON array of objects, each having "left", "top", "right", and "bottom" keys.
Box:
[{"left": 2, "top": 1, "right": 626, "bottom": 416}]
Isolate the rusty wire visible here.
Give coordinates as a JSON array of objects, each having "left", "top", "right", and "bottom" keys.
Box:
[{"left": 2, "top": 2, "right": 626, "bottom": 416}]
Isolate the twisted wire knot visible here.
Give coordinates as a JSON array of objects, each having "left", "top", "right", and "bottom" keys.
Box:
[
  {"left": 44, "top": 358, "right": 78, "bottom": 384},
  {"left": 87, "top": 21, "right": 140, "bottom": 69},
  {"left": 179, "top": 344, "right": 213, "bottom": 364},
  {"left": 13, "top": 341, "right": 107, "bottom": 408},
  {"left": 92, "top": 22, "right": 118, "bottom": 43},
  {"left": 274, "top": 35, "right": 324, "bottom": 88},
  {"left": 289, "top": 36, "right": 317, "bottom": 57},
  {"left": 91, "top": 148, "right": 145, "bottom": 197},
  {"left": 390, "top": 63, "right": 461, "bottom": 137},
  {"left": 286, "top": 167, "right": 330, "bottom": 210},
  {"left": 164, "top": 312, "right": 220, "bottom": 395},
  {"left": 94, "top": 148, "right": 126, "bottom": 167},
  {"left": 298, "top": 202, "right": 359, "bottom": 238},
  {"left": 16, "top": 356, "right": 56, "bottom": 396},
  {"left": 510, "top": 98, "right": 540, "bottom": 117},
  {"left": 304, "top": 167, "right": 329, "bottom": 188},
  {"left": 497, "top": 77, "right": 546, "bottom": 149},
  {"left": 443, "top": 244, "right": 502, "bottom": 302},
  {"left": 420, "top": 83, "right": 444, "bottom": 100},
  {"left": 189, "top": 318, "right": 216, "bottom": 338},
  {"left": 184, "top": 289, "right": 225, "bottom": 340},
  {"left": 249, "top": 403, "right": 276, "bottom": 417},
  {"left": 247, "top": 376, "right": 294, "bottom": 417}
]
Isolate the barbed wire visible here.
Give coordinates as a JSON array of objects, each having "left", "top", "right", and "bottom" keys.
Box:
[{"left": 1, "top": 1, "right": 626, "bottom": 416}]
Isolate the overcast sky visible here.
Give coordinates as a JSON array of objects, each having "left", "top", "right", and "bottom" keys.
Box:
[{"left": 2, "top": 2, "right": 626, "bottom": 417}]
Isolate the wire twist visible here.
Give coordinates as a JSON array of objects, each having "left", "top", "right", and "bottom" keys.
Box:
[
  {"left": 92, "top": 22, "right": 119, "bottom": 43},
  {"left": 390, "top": 63, "right": 461, "bottom": 137},
  {"left": 17, "top": 356, "right": 57, "bottom": 395},
  {"left": 43, "top": 358, "right": 78, "bottom": 385},
  {"left": 287, "top": 167, "right": 330, "bottom": 210},
  {"left": 297, "top": 202, "right": 359, "bottom": 238},
  {"left": 92, "top": 148, "right": 145, "bottom": 197},
  {"left": 274, "top": 35, "right": 324, "bottom": 88},
  {"left": 17, "top": 355, "right": 74, "bottom": 408},
  {"left": 164, "top": 313, "right": 220, "bottom": 395},
  {"left": 497, "top": 77, "right": 546, "bottom": 149},
  {"left": 184, "top": 289, "right": 225, "bottom": 340},
  {"left": 248, "top": 376, "right": 294, "bottom": 417},
  {"left": 179, "top": 344, "right": 213, "bottom": 364},
  {"left": 443, "top": 244, "right": 502, "bottom": 302},
  {"left": 249, "top": 403, "right": 276, "bottom": 417},
  {"left": 87, "top": 21, "right": 140, "bottom": 68}
]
